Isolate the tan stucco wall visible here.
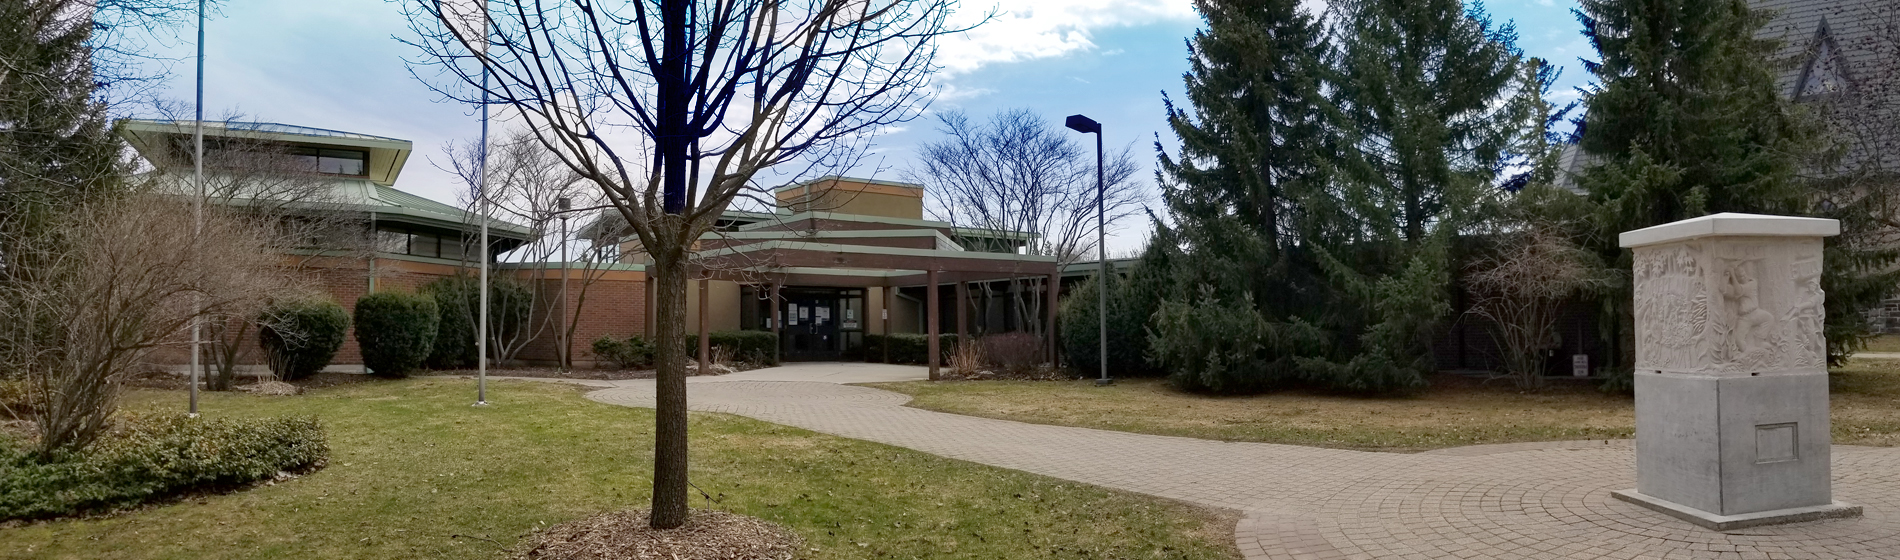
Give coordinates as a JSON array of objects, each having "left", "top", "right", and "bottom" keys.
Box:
[
  {"left": 685, "top": 279, "right": 743, "bottom": 333},
  {"left": 777, "top": 179, "right": 924, "bottom": 220},
  {"left": 890, "top": 292, "right": 922, "bottom": 334}
]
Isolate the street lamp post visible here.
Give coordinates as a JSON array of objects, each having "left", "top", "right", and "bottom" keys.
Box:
[
  {"left": 1064, "top": 114, "right": 1110, "bottom": 387},
  {"left": 557, "top": 197, "right": 571, "bottom": 370}
]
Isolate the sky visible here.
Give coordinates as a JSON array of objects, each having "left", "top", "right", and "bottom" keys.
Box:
[{"left": 131, "top": 0, "right": 1594, "bottom": 255}]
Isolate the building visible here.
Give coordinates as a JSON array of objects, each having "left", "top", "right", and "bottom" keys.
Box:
[
  {"left": 612, "top": 176, "right": 1064, "bottom": 363},
  {"left": 124, "top": 120, "right": 1090, "bottom": 369}
]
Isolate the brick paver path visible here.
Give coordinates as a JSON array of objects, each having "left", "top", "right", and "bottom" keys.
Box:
[{"left": 584, "top": 364, "right": 1900, "bottom": 559}]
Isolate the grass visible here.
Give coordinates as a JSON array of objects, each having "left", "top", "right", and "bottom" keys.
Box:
[
  {"left": 1862, "top": 334, "right": 1900, "bottom": 353},
  {"left": 871, "top": 363, "right": 1900, "bottom": 452},
  {"left": 0, "top": 379, "right": 1237, "bottom": 560}
]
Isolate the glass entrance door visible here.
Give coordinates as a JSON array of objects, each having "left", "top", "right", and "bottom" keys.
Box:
[{"left": 783, "top": 294, "right": 840, "bottom": 361}]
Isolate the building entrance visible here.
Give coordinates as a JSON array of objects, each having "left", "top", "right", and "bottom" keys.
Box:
[{"left": 768, "top": 287, "right": 865, "bottom": 361}]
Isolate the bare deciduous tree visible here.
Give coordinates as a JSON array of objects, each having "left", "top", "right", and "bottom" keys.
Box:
[
  {"left": 440, "top": 129, "right": 605, "bottom": 367},
  {"left": 911, "top": 108, "right": 1145, "bottom": 336},
  {"left": 399, "top": 0, "right": 967, "bottom": 528}
]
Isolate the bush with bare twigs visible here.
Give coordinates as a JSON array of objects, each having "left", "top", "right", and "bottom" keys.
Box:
[
  {"left": 1, "top": 200, "right": 293, "bottom": 457},
  {"left": 1464, "top": 207, "right": 1613, "bottom": 389}
]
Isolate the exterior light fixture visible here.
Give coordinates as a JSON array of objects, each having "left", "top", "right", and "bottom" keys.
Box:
[{"left": 1064, "top": 114, "right": 1110, "bottom": 387}]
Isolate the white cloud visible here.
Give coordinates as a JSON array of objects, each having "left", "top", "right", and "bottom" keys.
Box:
[{"left": 937, "top": 0, "right": 1196, "bottom": 74}]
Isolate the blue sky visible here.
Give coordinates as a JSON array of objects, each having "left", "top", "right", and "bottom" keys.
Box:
[{"left": 133, "top": 0, "right": 1592, "bottom": 253}]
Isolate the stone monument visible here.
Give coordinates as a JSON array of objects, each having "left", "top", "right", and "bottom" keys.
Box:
[{"left": 1613, "top": 213, "right": 1860, "bottom": 530}]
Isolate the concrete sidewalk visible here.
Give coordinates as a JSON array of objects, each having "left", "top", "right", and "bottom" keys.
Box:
[{"left": 585, "top": 364, "right": 1900, "bottom": 560}]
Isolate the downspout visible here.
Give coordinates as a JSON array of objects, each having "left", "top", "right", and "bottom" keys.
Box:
[{"left": 368, "top": 212, "right": 378, "bottom": 293}]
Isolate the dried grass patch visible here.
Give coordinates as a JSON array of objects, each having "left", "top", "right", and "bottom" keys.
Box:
[{"left": 513, "top": 509, "right": 800, "bottom": 560}]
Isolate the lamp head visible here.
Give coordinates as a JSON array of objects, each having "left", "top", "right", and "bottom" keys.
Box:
[{"left": 1064, "top": 114, "right": 1100, "bottom": 134}]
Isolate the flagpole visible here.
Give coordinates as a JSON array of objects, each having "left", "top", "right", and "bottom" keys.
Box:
[
  {"left": 475, "top": 4, "right": 490, "bottom": 406},
  {"left": 188, "top": 0, "right": 206, "bottom": 417}
]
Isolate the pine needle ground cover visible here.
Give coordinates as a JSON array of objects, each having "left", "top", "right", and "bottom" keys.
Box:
[
  {"left": 874, "top": 365, "right": 1900, "bottom": 452},
  {"left": 0, "top": 379, "right": 1237, "bottom": 560}
]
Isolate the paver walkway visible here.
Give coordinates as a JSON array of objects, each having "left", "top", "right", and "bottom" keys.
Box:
[{"left": 584, "top": 363, "right": 1900, "bottom": 559}]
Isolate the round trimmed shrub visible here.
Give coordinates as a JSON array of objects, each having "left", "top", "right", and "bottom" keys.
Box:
[
  {"left": 353, "top": 292, "right": 439, "bottom": 378},
  {"left": 257, "top": 298, "right": 351, "bottom": 380}
]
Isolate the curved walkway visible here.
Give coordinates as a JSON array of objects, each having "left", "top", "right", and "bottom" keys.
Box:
[{"left": 584, "top": 364, "right": 1900, "bottom": 559}]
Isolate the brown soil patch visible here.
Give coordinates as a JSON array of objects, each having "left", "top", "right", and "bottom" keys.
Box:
[
  {"left": 513, "top": 509, "right": 800, "bottom": 560},
  {"left": 423, "top": 367, "right": 659, "bottom": 381}
]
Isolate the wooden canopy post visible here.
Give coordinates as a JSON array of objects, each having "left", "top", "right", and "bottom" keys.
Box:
[
  {"left": 770, "top": 283, "right": 782, "bottom": 364},
  {"left": 881, "top": 285, "right": 892, "bottom": 363},
  {"left": 927, "top": 268, "right": 940, "bottom": 380},
  {"left": 1046, "top": 272, "right": 1060, "bottom": 366},
  {"left": 956, "top": 281, "right": 969, "bottom": 356},
  {"left": 698, "top": 278, "right": 710, "bottom": 374}
]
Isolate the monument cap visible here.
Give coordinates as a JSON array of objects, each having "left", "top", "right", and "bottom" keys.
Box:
[{"left": 1619, "top": 213, "right": 1838, "bottom": 249}]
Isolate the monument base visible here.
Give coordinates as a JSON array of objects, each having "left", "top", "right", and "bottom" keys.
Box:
[{"left": 1612, "top": 489, "right": 1861, "bottom": 531}]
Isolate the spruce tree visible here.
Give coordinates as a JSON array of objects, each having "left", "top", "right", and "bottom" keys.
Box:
[
  {"left": 1575, "top": 0, "right": 1811, "bottom": 228},
  {"left": 1154, "top": 0, "right": 1338, "bottom": 391},
  {"left": 1155, "top": 0, "right": 1523, "bottom": 393},
  {"left": 0, "top": 1, "right": 127, "bottom": 279},
  {"left": 1305, "top": 0, "right": 1520, "bottom": 391},
  {"left": 1571, "top": 0, "right": 1879, "bottom": 365}
]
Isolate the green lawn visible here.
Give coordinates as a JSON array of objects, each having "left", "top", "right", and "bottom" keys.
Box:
[
  {"left": 871, "top": 363, "right": 1900, "bottom": 452},
  {"left": 0, "top": 379, "right": 1237, "bottom": 560}
]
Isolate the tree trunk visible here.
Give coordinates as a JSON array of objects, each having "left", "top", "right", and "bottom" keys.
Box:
[{"left": 649, "top": 248, "right": 691, "bottom": 529}]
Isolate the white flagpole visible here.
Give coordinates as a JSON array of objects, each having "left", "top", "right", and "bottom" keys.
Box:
[
  {"left": 188, "top": 0, "right": 206, "bottom": 417},
  {"left": 476, "top": 66, "right": 489, "bottom": 406},
  {"left": 474, "top": 1, "right": 490, "bottom": 406}
]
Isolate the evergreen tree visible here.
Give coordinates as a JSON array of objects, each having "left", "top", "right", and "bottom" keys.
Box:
[
  {"left": 1154, "top": 0, "right": 1339, "bottom": 391},
  {"left": 0, "top": 1, "right": 127, "bottom": 264},
  {"left": 1571, "top": 0, "right": 1877, "bottom": 365},
  {"left": 1302, "top": 0, "right": 1520, "bottom": 391},
  {"left": 1155, "top": 0, "right": 1522, "bottom": 393},
  {"left": 1575, "top": 0, "right": 1810, "bottom": 228}
]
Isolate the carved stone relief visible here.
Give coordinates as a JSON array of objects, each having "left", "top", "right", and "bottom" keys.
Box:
[{"left": 1633, "top": 237, "right": 1825, "bottom": 375}]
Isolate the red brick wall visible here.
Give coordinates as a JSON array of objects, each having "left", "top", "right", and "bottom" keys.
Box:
[
  {"left": 145, "top": 255, "right": 650, "bottom": 371},
  {"left": 510, "top": 267, "right": 648, "bottom": 368}
]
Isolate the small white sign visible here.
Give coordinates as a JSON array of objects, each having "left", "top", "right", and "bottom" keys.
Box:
[
  {"left": 817, "top": 306, "right": 830, "bottom": 323},
  {"left": 881, "top": 309, "right": 888, "bottom": 320},
  {"left": 799, "top": 306, "right": 811, "bottom": 320},
  {"left": 1572, "top": 354, "right": 1590, "bottom": 377},
  {"left": 788, "top": 304, "right": 800, "bottom": 326}
]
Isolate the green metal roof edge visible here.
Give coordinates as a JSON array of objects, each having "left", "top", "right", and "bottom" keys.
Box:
[{"left": 696, "top": 239, "right": 1059, "bottom": 264}]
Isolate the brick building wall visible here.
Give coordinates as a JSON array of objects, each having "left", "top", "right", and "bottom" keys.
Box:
[
  {"left": 146, "top": 253, "right": 650, "bottom": 371},
  {"left": 511, "top": 266, "right": 648, "bottom": 368}
]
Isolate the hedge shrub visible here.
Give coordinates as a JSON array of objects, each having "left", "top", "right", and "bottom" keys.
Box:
[
  {"left": 687, "top": 330, "right": 780, "bottom": 366},
  {"left": 257, "top": 298, "right": 350, "bottom": 380},
  {"left": 353, "top": 292, "right": 439, "bottom": 378},
  {"left": 0, "top": 414, "right": 327, "bottom": 520},
  {"left": 421, "top": 275, "right": 532, "bottom": 369},
  {"left": 1061, "top": 258, "right": 1170, "bottom": 378},
  {"left": 864, "top": 333, "right": 958, "bottom": 365},
  {"left": 421, "top": 277, "right": 477, "bottom": 369},
  {"left": 592, "top": 335, "right": 654, "bottom": 369}
]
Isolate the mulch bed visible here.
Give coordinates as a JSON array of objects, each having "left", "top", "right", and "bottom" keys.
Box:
[
  {"left": 513, "top": 509, "right": 800, "bottom": 560},
  {"left": 123, "top": 370, "right": 383, "bottom": 391},
  {"left": 420, "top": 367, "right": 660, "bottom": 381}
]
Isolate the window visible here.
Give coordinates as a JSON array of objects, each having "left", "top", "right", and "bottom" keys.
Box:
[
  {"left": 289, "top": 147, "right": 368, "bottom": 177},
  {"left": 375, "top": 230, "right": 409, "bottom": 254},
  {"left": 409, "top": 232, "right": 441, "bottom": 258},
  {"left": 1796, "top": 22, "right": 1853, "bottom": 101}
]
